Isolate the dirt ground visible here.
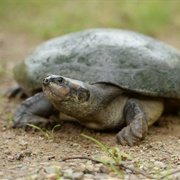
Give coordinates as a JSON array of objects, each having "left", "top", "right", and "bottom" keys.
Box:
[{"left": 0, "top": 32, "right": 180, "bottom": 180}]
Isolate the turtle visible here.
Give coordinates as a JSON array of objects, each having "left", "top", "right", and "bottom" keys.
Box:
[{"left": 10, "top": 28, "right": 180, "bottom": 146}]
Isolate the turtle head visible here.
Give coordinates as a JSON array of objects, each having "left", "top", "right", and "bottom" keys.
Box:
[
  {"left": 42, "top": 75, "right": 122, "bottom": 129},
  {"left": 42, "top": 75, "right": 94, "bottom": 119},
  {"left": 42, "top": 75, "right": 90, "bottom": 104}
]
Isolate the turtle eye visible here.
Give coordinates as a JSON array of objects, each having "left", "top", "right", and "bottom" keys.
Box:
[
  {"left": 77, "top": 88, "right": 90, "bottom": 103},
  {"left": 56, "top": 77, "right": 64, "bottom": 83}
]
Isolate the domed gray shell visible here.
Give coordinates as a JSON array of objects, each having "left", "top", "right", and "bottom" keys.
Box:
[{"left": 14, "top": 29, "right": 180, "bottom": 98}]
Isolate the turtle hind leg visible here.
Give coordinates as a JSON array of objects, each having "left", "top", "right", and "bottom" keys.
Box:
[
  {"left": 13, "top": 92, "right": 59, "bottom": 129},
  {"left": 116, "top": 98, "right": 163, "bottom": 146},
  {"left": 4, "top": 86, "right": 26, "bottom": 98}
]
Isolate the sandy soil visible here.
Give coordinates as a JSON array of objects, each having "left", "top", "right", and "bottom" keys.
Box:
[{"left": 0, "top": 32, "right": 180, "bottom": 180}]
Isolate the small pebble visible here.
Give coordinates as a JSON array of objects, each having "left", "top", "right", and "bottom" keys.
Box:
[
  {"left": 99, "top": 165, "right": 108, "bottom": 173},
  {"left": 153, "top": 161, "right": 167, "bottom": 169},
  {"left": 86, "top": 160, "right": 93, "bottom": 165},
  {"left": 65, "top": 148, "right": 72, "bottom": 153},
  {"left": 30, "top": 174, "right": 39, "bottom": 180},
  {"left": 95, "top": 163, "right": 104, "bottom": 168},
  {"left": 69, "top": 162, "right": 77, "bottom": 166},
  {"left": 0, "top": 172, "right": 4, "bottom": 176},
  {"left": 108, "top": 177, "right": 120, "bottom": 180},
  {"left": 24, "top": 149, "right": 32, "bottom": 156},
  {"left": 125, "top": 169, "right": 132, "bottom": 173},
  {"left": 150, "top": 158, "right": 155, "bottom": 162},
  {"left": 85, "top": 165, "right": 94, "bottom": 172},
  {"left": 74, "top": 164, "right": 86, "bottom": 172},
  {"left": 83, "top": 174, "right": 94, "bottom": 179},
  {"left": 72, "top": 143, "right": 79, "bottom": 147},
  {"left": 94, "top": 173, "right": 108, "bottom": 180},
  {"left": 4, "top": 150, "right": 11, "bottom": 155},
  {"left": 45, "top": 173, "right": 58, "bottom": 180},
  {"left": 44, "top": 167, "right": 56, "bottom": 174},
  {"left": 47, "top": 156, "right": 55, "bottom": 160},
  {"left": 15, "top": 164, "right": 24, "bottom": 169},
  {"left": 94, "top": 167, "right": 100, "bottom": 172},
  {"left": 24, "top": 157, "right": 32, "bottom": 161},
  {"left": 63, "top": 169, "right": 73, "bottom": 179},
  {"left": 30, "top": 168, "right": 41, "bottom": 175},
  {"left": 16, "top": 153, "right": 23, "bottom": 160},
  {"left": 125, "top": 174, "right": 139, "bottom": 180},
  {"left": 19, "top": 141, "right": 28, "bottom": 147},
  {"left": 7, "top": 155, "right": 14, "bottom": 161},
  {"left": 71, "top": 172, "right": 84, "bottom": 180},
  {"left": 153, "top": 167, "right": 160, "bottom": 171}
]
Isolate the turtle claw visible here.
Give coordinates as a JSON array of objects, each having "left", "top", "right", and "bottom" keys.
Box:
[
  {"left": 12, "top": 92, "right": 59, "bottom": 130},
  {"left": 116, "top": 118, "right": 148, "bottom": 146},
  {"left": 116, "top": 130, "right": 131, "bottom": 146},
  {"left": 117, "top": 99, "right": 149, "bottom": 146},
  {"left": 117, "top": 126, "right": 135, "bottom": 146},
  {"left": 13, "top": 114, "right": 59, "bottom": 130}
]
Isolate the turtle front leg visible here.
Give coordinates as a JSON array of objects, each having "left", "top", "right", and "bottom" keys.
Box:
[
  {"left": 117, "top": 99, "right": 148, "bottom": 146},
  {"left": 117, "top": 98, "right": 164, "bottom": 146},
  {"left": 13, "top": 92, "right": 59, "bottom": 129}
]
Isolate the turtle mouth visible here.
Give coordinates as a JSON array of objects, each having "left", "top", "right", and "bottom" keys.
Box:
[
  {"left": 43, "top": 83, "right": 69, "bottom": 100},
  {"left": 42, "top": 75, "right": 70, "bottom": 101}
]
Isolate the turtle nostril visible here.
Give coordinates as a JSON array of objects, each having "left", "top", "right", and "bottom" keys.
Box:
[{"left": 43, "top": 78, "right": 50, "bottom": 85}]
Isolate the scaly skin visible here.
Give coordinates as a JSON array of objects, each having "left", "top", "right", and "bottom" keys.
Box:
[
  {"left": 12, "top": 75, "right": 164, "bottom": 146},
  {"left": 10, "top": 29, "right": 180, "bottom": 145}
]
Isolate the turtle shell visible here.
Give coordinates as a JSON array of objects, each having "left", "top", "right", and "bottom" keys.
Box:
[{"left": 13, "top": 28, "right": 180, "bottom": 98}]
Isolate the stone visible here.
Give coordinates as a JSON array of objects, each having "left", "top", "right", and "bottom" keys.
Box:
[
  {"left": 83, "top": 174, "right": 94, "bottom": 179},
  {"left": 16, "top": 153, "right": 23, "bottom": 160},
  {"left": 44, "top": 167, "right": 56, "bottom": 174},
  {"left": 7, "top": 155, "right": 14, "bottom": 161},
  {"left": 94, "top": 173, "right": 108, "bottom": 180},
  {"left": 24, "top": 149, "right": 32, "bottom": 156},
  {"left": 85, "top": 165, "right": 94, "bottom": 172},
  {"left": 30, "top": 168, "right": 41, "bottom": 175},
  {"left": 71, "top": 172, "right": 84, "bottom": 180},
  {"left": 45, "top": 173, "right": 58, "bottom": 180},
  {"left": 63, "top": 169, "right": 73, "bottom": 179},
  {"left": 154, "top": 161, "right": 165, "bottom": 167}
]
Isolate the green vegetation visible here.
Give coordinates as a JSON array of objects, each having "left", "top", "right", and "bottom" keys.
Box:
[
  {"left": 27, "top": 123, "right": 61, "bottom": 140},
  {"left": 81, "top": 133, "right": 178, "bottom": 179},
  {"left": 2, "top": 111, "right": 12, "bottom": 127},
  {"left": 81, "top": 133, "right": 131, "bottom": 177},
  {"left": 0, "top": 0, "right": 179, "bottom": 39}
]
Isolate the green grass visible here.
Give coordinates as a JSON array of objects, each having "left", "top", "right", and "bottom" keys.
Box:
[
  {"left": 81, "top": 133, "right": 179, "bottom": 179},
  {"left": 81, "top": 133, "right": 131, "bottom": 177},
  {"left": 0, "top": 0, "right": 179, "bottom": 39},
  {"left": 27, "top": 123, "right": 61, "bottom": 140}
]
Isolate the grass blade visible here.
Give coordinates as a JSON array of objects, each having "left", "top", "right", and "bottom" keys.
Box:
[{"left": 81, "top": 133, "right": 109, "bottom": 153}]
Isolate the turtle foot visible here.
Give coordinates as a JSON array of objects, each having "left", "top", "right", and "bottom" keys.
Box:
[
  {"left": 13, "top": 114, "right": 59, "bottom": 130},
  {"left": 117, "top": 99, "right": 149, "bottom": 146},
  {"left": 117, "top": 118, "right": 148, "bottom": 146},
  {"left": 4, "top": 86, "right": 26, "bottom": 98},
  {"left": 12, "top": 92, "right": 59, "bottom": 130}
]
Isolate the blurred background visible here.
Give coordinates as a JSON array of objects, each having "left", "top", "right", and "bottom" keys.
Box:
[
  {"left": 1, "top": 0, "right": 180, "bottom": 81},
  {"left": 0, "top": 0, "right": 180, "bottom": 41},
  {"left": 0, "top": 0, "right": 180, "bottom": 79}
]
